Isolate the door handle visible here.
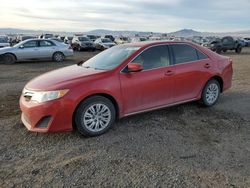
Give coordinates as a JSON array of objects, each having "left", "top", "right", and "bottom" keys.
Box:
[
  {"left": 204, "top": 63, "right": 211, "bottom": 68},
  {"left": 165, "top": 70, "right": 174, "bottom": 76}
]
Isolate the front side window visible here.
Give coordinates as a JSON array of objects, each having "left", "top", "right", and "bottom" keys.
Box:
[
  {"left": 39, "top": 40, "right": 54, "bottom": 47},
  {"left": 131, "top": 45, "right": 170, "bottom": 70},
  {"left": 23, "top": 40, "right": 37, "bottom": 48},
  {"left": 171, "top": 44, "right": 198, "bottom": 64}
]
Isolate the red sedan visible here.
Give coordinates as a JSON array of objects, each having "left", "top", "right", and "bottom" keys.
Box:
[{"left": 20, "top": 41, "right": 233, "bottom": 136}]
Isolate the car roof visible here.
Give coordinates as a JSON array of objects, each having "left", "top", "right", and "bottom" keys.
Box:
[{"left": 122, "top": 40, "right": 196, "bottom": 48}]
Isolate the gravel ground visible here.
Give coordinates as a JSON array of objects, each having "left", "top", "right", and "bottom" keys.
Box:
[{"left": 0, "top": 49, "right": 250, "bottom": 187}]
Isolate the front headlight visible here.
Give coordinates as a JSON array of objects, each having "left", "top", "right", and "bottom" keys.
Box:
[{"left": 30, "top": 89, "right": 69, "bottom": 103}]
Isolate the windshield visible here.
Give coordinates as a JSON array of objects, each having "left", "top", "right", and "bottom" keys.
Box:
[
  {"left": 82, "top": 46, "right": 140, "bottom": 70},
  {"left": 79, "top": 37, "right": 90, "bottom": 42},
  {"left": 0, "top": 37, "right": 8, "bottom": 43},
  {"left": 102, "top": 38, "right": 112, "bottom": 43}
]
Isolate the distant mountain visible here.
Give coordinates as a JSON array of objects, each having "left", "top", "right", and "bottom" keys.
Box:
[
  {"left": 168, "top": 29, "right": 202, "bottom": 37},
  {"left": 86, "top": 29, "right": 155, "bottom": 36},
  {"left": 0, "top": 28, "right": 249, "bottom": 37}
]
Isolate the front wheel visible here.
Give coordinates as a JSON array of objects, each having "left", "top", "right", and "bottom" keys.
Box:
[
  {"left": 75, "top": 96, "right": 116, "bottom": 137},
  {"left": 200, "top": 79, "right": 221, "bottom": 107},
  {"left": 2, "top": 54, "right": 16, "bottom": 64}
]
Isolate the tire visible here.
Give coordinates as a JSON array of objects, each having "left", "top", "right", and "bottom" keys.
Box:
[
  {"left": 2, "top": 54, "right": 16, "bottom": 64},
  {"left": 200, "top": 79, "right": 221, "bottom": 107},
  {"left": 53, "top": 52, "right": 64, "bottom": 62},
  {"left": 78, "top": 46, "right": 82, "bottom": 52},
  {"left": 235, "top": 46, "right": 242, "bottom": 54},
  {"left": 216, "top": 48, "right": 221, "bottom": 54},
  {"left": 75, "top": 96, "right": 116, "bottom": 137}
]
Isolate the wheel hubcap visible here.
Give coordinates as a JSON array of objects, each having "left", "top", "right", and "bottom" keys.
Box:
[
  {"left": 83, "top": 103, "right": 111, "bottom": 132},
  {"left": 55, "top": 54, "right": 62, "bottom": 61},
  {"left": 206, "top": 83, "right": 219, "bottom": 104}
]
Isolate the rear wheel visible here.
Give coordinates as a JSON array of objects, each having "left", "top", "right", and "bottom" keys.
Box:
[
  {"left": 2, "top": 54, "right": 16, "bottom": 64},
  {"left": 53, "top": 52, "right": 64, "bottom": 62},
  {"left": 235, "top": 46, "right": 242, "bottom": 54},
  {"left": 200, "top": 79, "right": 220, "bottom": 107},
  {"left": 75, "top": 96, "right": 116, "bottom": 137}
]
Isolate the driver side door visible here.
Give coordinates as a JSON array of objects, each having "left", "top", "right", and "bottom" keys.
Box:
[
  {"left": 119, "top": 45, "right": 174, "bottom": 115},
  {"left": 15, "top": 40, "right": 40, "bottom": 60}
]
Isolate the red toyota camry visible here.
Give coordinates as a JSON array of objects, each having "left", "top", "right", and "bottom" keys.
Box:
[{"left": 20, "top": 41, "right": 233, "bottom": 136}]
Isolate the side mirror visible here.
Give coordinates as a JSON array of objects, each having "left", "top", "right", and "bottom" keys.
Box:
[
  {"left": 19, "top": 45, "right": 24, "bottom": 49},
  {"left": 127, "top": 63, "right": 143, "bottom": 73}
]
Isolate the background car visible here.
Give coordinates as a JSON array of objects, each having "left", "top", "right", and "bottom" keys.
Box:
[
  {"left": 94, "top": 38, "right": 116, "bottom": 50},
  {"left": 0, "top": 35, "right": 10, "bottom": 48},
  {"left": 71, "top": 36, "right": 95, "bottom": 51},
  {"left": 39, "top": 34, "right": 54, "bottom": 39},
  {"left": 0, "top": 39, "right": 73, "bottom": 64},
  {"left": 203, "top": 36, "right": 243, "bottom": 54},
  {"left": 87, "top": 35, "right": 99, "bottom": 42},
  {"left": 64, "top": 36, "right": 73, "bottom": 44},
  {"left": 115, "top": 37, "right": 130, "bottom": 44}
]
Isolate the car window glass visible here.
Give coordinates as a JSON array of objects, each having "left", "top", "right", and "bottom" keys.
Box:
[
  {"left": 23, "top": 40, "right": 37, "bottom": 48},
  {"left": 172, "top": 44, "right": 198, "bottom": 64},
  {"left": 132, "top": 45, "right": 170, "bottom": 70},
  {"left": 197, "top": 50, "right": 208, "bottom": 60},
  {"left": 40, "top": 40, "right": 54, "bottom": 47}
]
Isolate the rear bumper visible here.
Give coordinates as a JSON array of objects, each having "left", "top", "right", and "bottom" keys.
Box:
[{"left": 64, "top": 50, "right": 74, "bottom": 57}]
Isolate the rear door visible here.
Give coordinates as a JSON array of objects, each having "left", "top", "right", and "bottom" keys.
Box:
[
  {"left": 15, "top": 40, "right": 39, "bottom": 60},
  {"left": 119, "top": 45, "right": 174, "bottom": 115},
  {"left": 170, "top": 44, "right": 212, "bottom": 103},
  {"left": 38, "top": 40, "right": 56, "bottom": 58},
  {"left": 222, "top": 37, "right": 234, "bottom": 49}
]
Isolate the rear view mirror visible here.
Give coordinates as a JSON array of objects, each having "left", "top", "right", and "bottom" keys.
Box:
[{"left": 127, "top": 63, "right": 143, "bottom": 72}]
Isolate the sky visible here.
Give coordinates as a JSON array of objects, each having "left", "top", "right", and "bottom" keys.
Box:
[{"left": 0, "top": 0, "right": 249, "bottom": 33}]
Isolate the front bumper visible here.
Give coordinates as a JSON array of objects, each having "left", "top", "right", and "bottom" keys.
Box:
[{"left": 20, "top": 94, "right": 73, "bottom": 132}]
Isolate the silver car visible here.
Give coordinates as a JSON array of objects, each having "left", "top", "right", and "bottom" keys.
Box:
[{"left": 0, "top": 39, "right": 73, "bottom": 64}]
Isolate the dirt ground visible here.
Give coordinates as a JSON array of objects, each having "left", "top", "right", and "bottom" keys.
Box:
[{"left": 0, "top": 48, "right": 250, "bottom": 188}]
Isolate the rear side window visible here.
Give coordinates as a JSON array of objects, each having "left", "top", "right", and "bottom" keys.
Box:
[
  {"left": 171, "top": 44, "right": 198, "bottom": 64},
  {"left": 197, "top": 50, "right": 208, "bottom": 60},
  {"left": 39, "top": 40, "right": 55, "bottom": 47},
  {"left": 132, "top": 45, "right": 170, "bottom": 70}
]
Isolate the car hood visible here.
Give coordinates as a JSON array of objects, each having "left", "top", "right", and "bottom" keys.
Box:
[{"left": 25, "top": 65, "right": 107, "bottom": 91}]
